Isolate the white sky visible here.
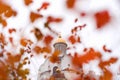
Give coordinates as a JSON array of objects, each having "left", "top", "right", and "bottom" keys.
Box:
[{"left": 0, "top": 0, "right": 120, "bottom": 80}]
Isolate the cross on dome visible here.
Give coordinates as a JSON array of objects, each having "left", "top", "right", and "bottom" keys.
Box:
[{"left": 54, "top": 33, "right": 66, "bottom": 44}]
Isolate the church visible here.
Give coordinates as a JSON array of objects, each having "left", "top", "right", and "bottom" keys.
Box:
[{"left": 37, "top": 35, "right": 79, "bottom": 80}]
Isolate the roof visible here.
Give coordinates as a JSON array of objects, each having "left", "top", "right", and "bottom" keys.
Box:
[{"left": 54, "top": 35, "right": 66, "bottom": 44}]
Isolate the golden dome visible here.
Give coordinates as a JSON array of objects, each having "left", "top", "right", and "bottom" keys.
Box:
[{"left": 55, "top": 35, "right": 66, "bottom": 43}]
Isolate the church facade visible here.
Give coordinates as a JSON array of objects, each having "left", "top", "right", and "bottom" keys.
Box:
[{"left": 37, "top": 35, "right": 78, "bottom": 80}]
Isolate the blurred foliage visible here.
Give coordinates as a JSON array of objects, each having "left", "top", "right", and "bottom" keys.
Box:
[{"left": 0, "top": 0, "right": 118, "bottom": 80}]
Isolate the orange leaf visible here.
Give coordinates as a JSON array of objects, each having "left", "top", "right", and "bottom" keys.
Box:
[
  {"left": 0, "top": 33, "right": 6, "bottom": 45},
  {"left": 42, "top": 47, "right": 51, "bottom": 53},
  {"left": 66, "top": 0, "right": 76, "bottom": 9},
  {"left": 77, "top": 36, "right": 81, "bottom": 43},
  {"left": 4, "top": 10, "right": 17, "bottom": 17},
  {"left": 6, "top": 53, "right": 21, "bottom": 66},
  {"left": 71, "top": 27, "right": 77, "bottom": 34},
  {"left": 1, "top": 19, "right": 7, "bottom": 27},
  {"left": 100, "top": 68, "right": 112, "bottom": 80},
  {"left": 83, "top": 48, "right": 87, "bottom": 52},
  {"left": 28, "top": 61, "right": 30, "bottom": 64},
  {"left": 0, "top": 1, "right": 16, "bottom": 16},
  {"left": 37, "top": 2, "right": 50, "bottom": 11},
  {"left": 24, "top": 0, "right": 33, "bottom": 6},
  {"left": 9, "top": 37, "right": 13, "bottom": 44},
  {"left": 103, "top": 45, "right": 112, "bottom": 53},
  {"left": 44, "top": 35, "right": 53, "bottom": 45},
  {"left": 49, "top": 50, "right": 60, "bottom": 63},
  {"left": 47, "top": 16, "right": 62, "bottom": 23},
  {"left": 0, "top": 53, "right": 3, "bottom": 57},
  {"left": 30, "top": 54, "right": 33, "bottom": 57},
  {"left": 94, "top": 10, "right": 110, "bottom": 28},
  {"left": 78, "top": 24, "right": 86, "bottom": 30},
  {"left": 8, "top": 28, "right": 16, "bottom": 34},
  {"left": 20, "top": 38, "right": 28, "bottom": 47},
  {"left": 68, "top": 35, "right": 81, "bottom": 44},
  {"left": 99, "top": 58, "right": 118, "bottom": 69},
  {"left": 68, "top": 35, "right": 76, "bottom": 44},
  {"left": 33, "top": 46, "right": 42, "bottom": 54},
  {"left": 80, "top": 12, "right": 86, "bottom": 17},
  {"left": 24, "top": 57, "right": 29, "bottom": 61},
  {"left": 30, "top": 12, "right": 43, "bottom": 22},
  {"left": 72, "top": 48, "right": 102, "bottom": 67},
  {"left": 71, "top": 24, "right": 86, "bottom": 34},
  {"left": 20, "top": 48, "right": 25, "bottom": 55},
  {"left": 99, "top": 58, "right": 117, "bottom": 80},
  {"left": 74, "top": 18, "right": 78, "bottom": 23},
  {"left": 33, "top": 28, "right": 43, "bottom": 41},
  {"left": 44, "top": 55, "right": 47, "bottom": 58}
]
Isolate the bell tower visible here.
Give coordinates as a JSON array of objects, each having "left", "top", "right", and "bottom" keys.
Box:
[{"left": 53, "top": 34, "right": 67, "bottom": 57}]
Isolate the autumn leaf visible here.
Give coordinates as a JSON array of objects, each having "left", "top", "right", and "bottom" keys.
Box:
[
  {"left": 71, "top": 24, "right": 86, "bottom": 34},
  {"left": 6, "top": 54, "right": 21, "bottom": 63},
  {"left": 42, "top": 47, "right": 51, "bottom": 53},
  {"left": 30, "top": 12, "right": 43, "bottom": 22},
  {"left": 24, "top": 0, "right": 33, "bottom": 6},
  {"left": 20, "top": 48, "right": 25, "bottom": 55},
  {"left": 80, "top": 12, "right": 86, "bottom": 17},
  {"left": 0, "top": 60, "right": 9, "bottom": 80},
  {"left": 0, "top": 1, "right": 16, "bottom": 16},
  {"left": 77, "top": 36, "right": 81, "bottom": 43},
  {"left": 68, "top": 35, "right": 76, "bottom": 44},
  {"left": 8, "top": 28, "right": 16, "bottom": 34},
  {"left": 99, "top": 58, "right": 118, "bottom": 69},
  {"left": 44, "top": 35, "right": 53, "bottom": 45},
  {"left": 0, "top": 1, "right": 17, "bottom": 27},
  {"left": 33, "top": 46, "right": 51, "bottom": 54},
  {"left": 9, "top": 37, "right": 13, "bottom": 44},
  {"left": 72, "top": 48, "right": 102, "bottom": 67},
  {"left": 0, "top": 2, "right": 10, "bottom": 14},
  {"left": 33, "top": 46, "right": 42, "bottom": 54},
  {"left": 20, "top": 38, "right": 28, "bottom": 47},
  {"left": 83, "top": 48, "right": 87, "bottom": 52},
  {"left": 71, "top": 27, "right": 77, "bottom": 34},
  {"left": 37, "top": 2, "right": 50, "bottom": 11},
  {"left": 94, "top": 10, "right": 111, "bottom": 28},
  {"left": 24, "top": 57, "right": 29, "bottom": 61},
  {"left": 99, "top": 58, "right": 118, "bottom": 80},
  {"left": 103, "top": 45, "right": 112, "bottom": 53},
  {"left": 49, "top": 50, "right": 60, "bottom": 63},
  {"left": 44, "top": 55, "right": 47, "bottom": 58},
  {"left": 3, "top": 53, "right": 31, "bottom": 79},
  {"left": 100, "top": 68, "right": 113, "bottom": 80},
  {"left": 66, "top": 0, "right": 76, "bottom": 9},
  {"left": 78, "top": 24, "right": 86, "bottom": 30},
  {"left": 0, "top": 33, "right": 6, "bottom": 45},
  {"left": 20, "top": 38, "right": 32, "bottom": 47},
  {"left": 28, "top": 61, "right": 30, "bottom": 64},
  {"left": 1, "top": 19, "right": 7, "bottom": 27},
  {"left": 4, "top": 10, "right": 17, "bottom": 18},
  {"left": 68, "top": 35, "right": 81, "bottom": 44},
  {"left": 33, "top": 28, "right": 43, "bottom": 41},
  {"left": 47, "top": 16, "right": 62, "bottom": 23},
  {"left": 74, "top": 18, "right": 78, "bottom": 23},
  {"left": 0, "top": 16, "right": 7, "bottom": 27},
  {"left": 30, "top": 54, "right": 33, "bottom": 57},
  {"left": 0, "top": 53, "right": 3, "bottom": 57}
]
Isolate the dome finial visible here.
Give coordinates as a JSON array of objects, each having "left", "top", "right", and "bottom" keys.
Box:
[
  {"left": 58, "top": 32, "right": 61, "bottom": 38},
  {"left": 54, "top": 32, "right": 66, "bottom": 44}
]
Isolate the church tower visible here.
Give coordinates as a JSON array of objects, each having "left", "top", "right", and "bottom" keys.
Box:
[
  {"left": 38, "top": 35, "right": 71, "bottom": 80},
  {"left": 53, "top": 34, "right": 67, "bottom": 57},
  {"left": 50, "top": 35, "right": 67, "bottom": 80}
]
